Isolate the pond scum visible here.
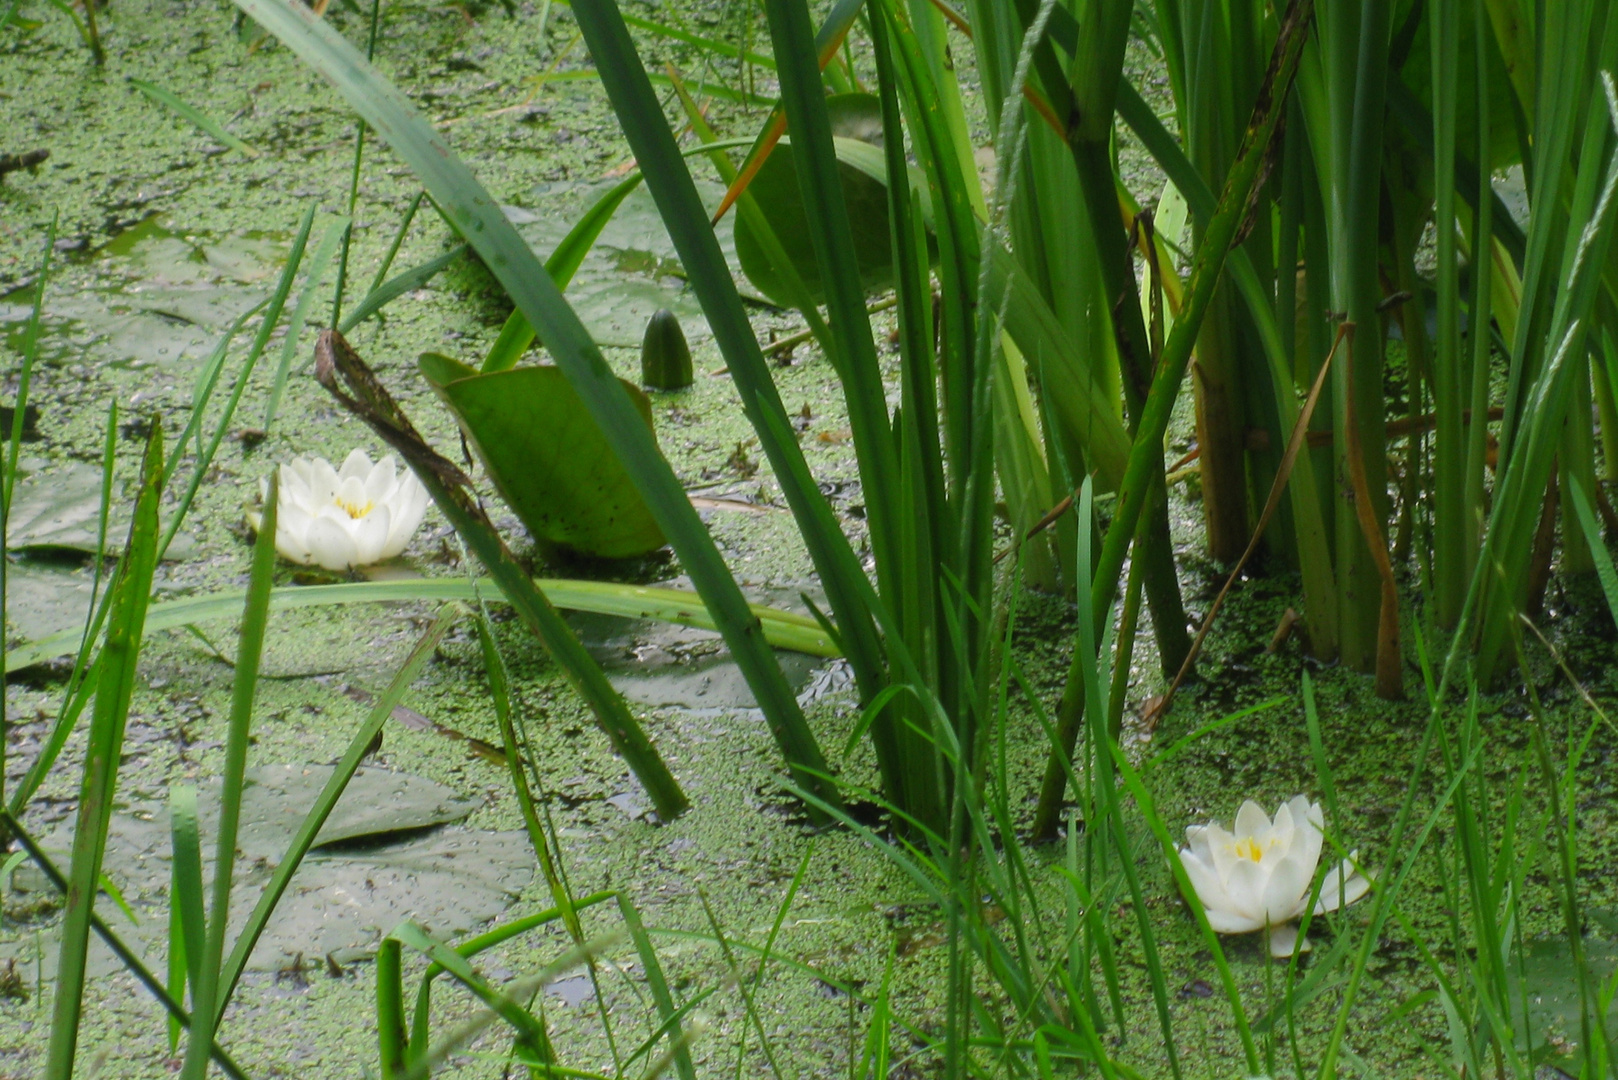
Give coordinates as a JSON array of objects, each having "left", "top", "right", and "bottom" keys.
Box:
[{"left": 3, "top": 0, "right": 1618, "bottom": 1077}]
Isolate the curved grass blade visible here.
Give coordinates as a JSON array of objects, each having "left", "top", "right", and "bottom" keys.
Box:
[
  {"left": 264, "top": 216, "right": 348, "bottom": 429},
  {"left": 232, "top": 0, "right": 840, "bottom": 819},
  {"left": 6, "top": 576, "right": 836, "bottom": 673},
  {"left": 128, "top": 78, "right": 260, "bottom": 156},
  {"left": 338, "top": 243, "right": 467, "bottom": 333}
]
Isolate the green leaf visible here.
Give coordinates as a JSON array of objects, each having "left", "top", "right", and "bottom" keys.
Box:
[
  {"left": 734, "top": 95, "right": 908, "bottom": 306},
  {"left": 419, "top": 353, "right": 666, "bottom": 560}
]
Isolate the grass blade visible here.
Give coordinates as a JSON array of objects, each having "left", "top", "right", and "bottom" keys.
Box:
[
  {"left": 179, "top": 474, "right": 280, "bottom": 1079},
  {"left": 45, "top": 423, "right": 165, "bottom": 1080},
  {"left": 128, "top": 78, "right": 260, "bottom": 156}
]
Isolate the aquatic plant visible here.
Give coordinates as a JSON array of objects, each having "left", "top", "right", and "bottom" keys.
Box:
[
  {"left": 245, "top": 449, "right": 428, "bottom": 571},
  {"left": 1178, "top": 795, "right": 1369, "bottom": 957}
]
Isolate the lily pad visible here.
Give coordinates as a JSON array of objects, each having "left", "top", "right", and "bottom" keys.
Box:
[
  {"left": 420, "top": 352, "right": 666, "bottom": 560},
  {"left": 733, "top": 94, "right": 907, "bottom": 307},
  {"left": 5, "top": 463, "right": 191, "bottom": 558},
  {"left": 6, "top": 463, "right": 125, "bottom": 554},
  {"left": 8, "top": 766, "right": 531, "bottom": 972},
  {"left": 3, "top": 559, "right": 98, "bottom": 642},
  {"left": 1511, "top": 926, "right": 1618, "bottom": 1071},
  {"left": 505, "top": 178, "right": 764, "bottom": 346}
]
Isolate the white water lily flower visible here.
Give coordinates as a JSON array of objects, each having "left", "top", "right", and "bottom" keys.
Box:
[
  {"left": 1179, "top": 795, "right": 1370, "bottom": 958},
  {"left": 247, "top": 449, "right": 429, "bottom": 571}
]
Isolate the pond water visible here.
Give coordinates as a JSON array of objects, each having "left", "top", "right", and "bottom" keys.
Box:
[{"left": 3, "top": 2, "right": 1617, "bottom": 1078}]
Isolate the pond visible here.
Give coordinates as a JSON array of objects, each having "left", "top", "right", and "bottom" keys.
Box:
[{"left": 3, "top": 2, "right": 1618, "bottom": 1079}]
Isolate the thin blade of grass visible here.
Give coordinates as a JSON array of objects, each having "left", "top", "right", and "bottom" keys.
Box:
[
  {"left": 128, "top": 78, "right": 260, "bottom": 156},
  {"left": 179, "top": 474, "right": 280, "bottom": 1079},
  {"left": 264, "top": 215, "right": 347, "bottom": 428},
  {"left": 337, "top": 243, "right": 467, "bottom": 333},
  {"left": 44, "top": 423, "right": 164, "bottom": 1080}
]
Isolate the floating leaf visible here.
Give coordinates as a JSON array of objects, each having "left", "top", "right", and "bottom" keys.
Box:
[
  {"left": 1511, "top": 929, "right": 1618, "bottom": 1071},
  {"left": 5, "top": 463, "right": 121, "bottom": 554},
  {"left": 504, "top": 179, "right": 764, "bottom": 346},
  {"left": 8, "top": 766, "right": 530, "bottom": 973},
  {"left": 420, "top": 352, "right": 666, "bottom": 560}
]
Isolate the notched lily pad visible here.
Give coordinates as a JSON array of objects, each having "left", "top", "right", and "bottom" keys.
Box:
[
  {"left": 8, "top": 766, "right": 531, "bottom": 973},
  {"left": 420, "top": 352, "right": 666, "bottom": 560}
]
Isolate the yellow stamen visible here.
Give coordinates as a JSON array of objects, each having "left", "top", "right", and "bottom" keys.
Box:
[
  {"left": 1234, "top": 837, "right": 1263, "bottom": 862},
  {"left": 334, "top": 496, "right": 374, "bottom": 519}
]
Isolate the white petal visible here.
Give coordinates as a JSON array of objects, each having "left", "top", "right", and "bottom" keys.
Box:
[
  {"left": 1205, "top": 906, "right": 1264, "bottom": 934},
  {"left": 1181, "top": 848, "right": 1237, "bottom": 919},
  {"left": 364, "top": 455, "right": 397, "bottom": 502},
  {"left": 306, "top": 457, "right": 340, "bottom": 506},
  {"left": 1315, "top": 855, "right": 1371, "bottom": 913},
  {"left": 245, "top": 507, "right": 263, "bottom": 533},
  {"left": 1235, "top": 800, "right": 1273, "bottom": 845},
  {"left": 1268, "top": 923, "right": 1311, "bottom": 958},
  {"left": 1224, "top": 857, "right": 1267, "bottom": 924},
  {"left": 1303, "top": 798, "right": 1324, "bottom": 829},
  {"left": 1261, "top": 849, "right": 1315, "bottom": 923},
  {"left": 1205, "top": 823, "right": 1239, "bottom": 884},
  {"left": 278, "top": 463, "right": 313, "bottom": 511},
  {"left": 305, "top": 515, "right": 359, "bottom": 571},
  {"left": 338, "top": 448, "right": 374, "bottom": 481},
  {"left": 350, "top": 503, "right": 391, "bottom": 565},
  {"left": 379, "top": 475, "right": 428, "bottom": 559},
  {"left": 336, "top": 475, "right": 370, "bottom": 514}
]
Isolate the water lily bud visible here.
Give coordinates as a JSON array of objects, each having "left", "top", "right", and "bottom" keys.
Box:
[
  {"left": 640, "top": 308, "right": 693, "bottom": 390},
  {"left": 245, "top": 449, "right": 429, "bottom": 572},
  {"left": 1177, "top": 795, "right": 1369, "bottom": 958}
]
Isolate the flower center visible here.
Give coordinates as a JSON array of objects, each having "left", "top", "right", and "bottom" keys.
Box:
[
  {"left": 1234, "top": 837, "right": 1267, "bottom": 863},
  {"left": 333, "top": 494, "right": 374, "bottom": 520}
]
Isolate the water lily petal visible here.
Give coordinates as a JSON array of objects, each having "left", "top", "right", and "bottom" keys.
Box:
[
  {"left": 1235, "top": 800, "right": 1272, "bottom": 846},
  {"left": 1223, "top": 856, "right": 1267, "bottom": 924},
  {"left": 1303, "top": 798, "right": 1324, "bottom": 829},
  {"left": 1261, "top": 849, "right": 1315, "bottom": 923},
  {"left": 335, "top": 475, "right": 371, "bottom": 516},
  {"left": 305, "top": 457, "right": 341, "bottom": 507},
  {"left": 1314, "top": 855, "right": 1370, "bottom": 913},
  {"left": 1181, "top": 846, "right": 1238, "bottom": 918},
  {"left": 279, "top": 463, "right": 313, "bottom": 510},
  {"left": 1267, "top": 923, "right": 1311, "bottom": 958},
  {"left": 350, "top": 502, "right": 392, "bottom": 565},
  {"left": 1204, "top": 905, "right": 1264, "bottom": 934},
  {"left": 305, "top": 515, "right": 359, "bottom": 571},
  {"left": 338, "top": 448, "right": 374, "bottom": 482},
  {"left": 1204, "top": 823, "right": 1239, "bottom": 884},
  {"left": 363, "top": 455, "right": 396, "bottom": 502},
  {"left": 380, "top": 474, "right": 428, "bottom": 559}
]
